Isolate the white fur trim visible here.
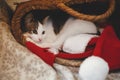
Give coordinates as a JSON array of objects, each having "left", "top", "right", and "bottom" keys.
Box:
[
  {"left": 63, "top": 34, "right": 98, "bottom": 54},
  {"left": 79, "top": 56, "right": 109, "bottom": 80}
]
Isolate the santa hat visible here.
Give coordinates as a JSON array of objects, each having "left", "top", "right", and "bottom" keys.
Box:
[
  {"left": 26, "top": 25, "right": 120, "bottom": 79},
  {"left": 79, "top": 25, "right": 120, "bottom": 80}
]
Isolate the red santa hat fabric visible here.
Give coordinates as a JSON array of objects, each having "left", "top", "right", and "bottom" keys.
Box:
[{"left": 93, "top": 25, "right": 120, "bottom": 70}]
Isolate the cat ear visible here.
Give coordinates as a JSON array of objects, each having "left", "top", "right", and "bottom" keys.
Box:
[
  {"left": 25, "top": 12, "right": 34, "bottom": 23},
  {"left": 25, "top": 13, "right": 33, "bottom": 19},
  {"left": 38, "top": 21, "right": 43, "bottom": 27},
  {"left": 43, "top": 16, "right": 50, "bottom": 24}
]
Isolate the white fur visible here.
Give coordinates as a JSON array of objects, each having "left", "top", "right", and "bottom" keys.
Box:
[
  {"left": 49, "top": 17, "right": 97, "bottom": 54},
  {"left": 63, "top": 34, "right": 98, "bottom": 54},
  {"left": 43, "top": 18, "right": 57, "bottom": 43},
  {"left": 79, "top": 56, "right": 109, "bottom": 80},
  {"left": 26, "top": 17, "right": 97, "bottom": 54}
]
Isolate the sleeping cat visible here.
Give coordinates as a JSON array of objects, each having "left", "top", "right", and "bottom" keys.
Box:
[{"left": 23, "top": 13, "right": 97, "bottom": 54}]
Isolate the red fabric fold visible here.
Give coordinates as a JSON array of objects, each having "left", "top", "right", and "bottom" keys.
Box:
[{"left": 93, "top": 25, "right": 120, "bottom": 70}]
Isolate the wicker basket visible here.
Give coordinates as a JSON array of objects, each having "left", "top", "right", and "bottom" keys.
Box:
[{"left": 11, "top": 0, "right": 115, "bottom": 67}]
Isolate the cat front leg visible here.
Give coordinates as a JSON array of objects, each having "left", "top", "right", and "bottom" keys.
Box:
[
  {"left": 48, "top": 43, "right": 60, "bottom": 55},
  {"left": 48, "top": 41, "right": 63, "bottom": 55},
  {"left": 48, "top": 48, "right": 59, "bottom": 55}
]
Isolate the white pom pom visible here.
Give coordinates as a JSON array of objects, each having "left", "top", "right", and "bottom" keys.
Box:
[{"left": 79, "top": 56, "right": 109, "bottom": 80}]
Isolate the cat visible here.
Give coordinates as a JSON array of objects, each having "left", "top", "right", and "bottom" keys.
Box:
[{"left": 23, "top": 12, "right": 97, "bottom": 54}]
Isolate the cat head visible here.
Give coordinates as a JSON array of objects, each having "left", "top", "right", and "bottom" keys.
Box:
[
  {"left": 28, "top": 22, "right": 46, "bottom": 43},
  {"left": 23, "top": 13, "right": 50, "bottom": 43}
]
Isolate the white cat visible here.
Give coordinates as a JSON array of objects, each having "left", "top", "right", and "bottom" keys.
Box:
[{"left": 24, "top": 16, "right": 97, "bottom": 54}]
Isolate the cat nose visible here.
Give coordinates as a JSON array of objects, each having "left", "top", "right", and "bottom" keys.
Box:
[{"left": 39, "top": 39, "right": 41, "bottom": 42}]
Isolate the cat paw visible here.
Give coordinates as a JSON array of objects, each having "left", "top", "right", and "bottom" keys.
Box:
[
  {"left": 26, "top": 37, "right": 34, "bottom": 42},
  {"left": 23, "top": 32, "right": 30, "bottom": 37},
  {"left": 51, "top": 43, "right": 62, "bottom": 51},
  {"left": 48, "top": 48, "right": 59, "bottom": 55}
]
